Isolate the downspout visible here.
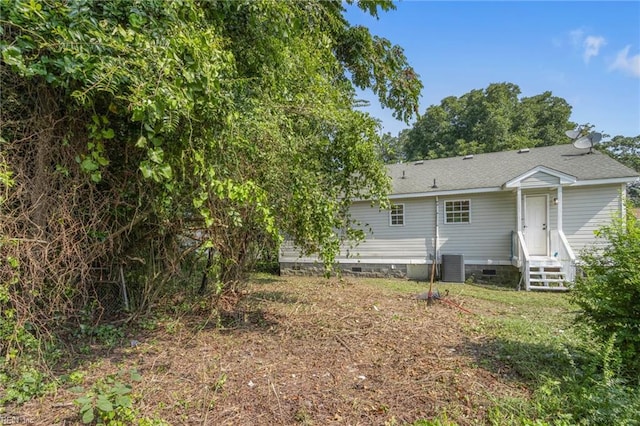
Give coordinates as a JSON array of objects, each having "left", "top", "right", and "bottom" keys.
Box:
[
  {"left": 435, "top": 196, "right": 439, "bottom": 277},
  {"left": 557, "top": 186, "right": 563, "bottom": 232},
  {"left": 516, "top": 187, "right": 522, "bottom": 234},
  {"left": 621, "top": 183, "right": 627, "bottom": 219}
]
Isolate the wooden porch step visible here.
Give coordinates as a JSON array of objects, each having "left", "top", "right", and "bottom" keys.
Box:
[
  {"left": 530, "top": 272, "right": 566, "bottom": 278},
  {"left": 529, "top": 285, "right": 570, "bottom": 291},
  {"left": 525, "top": 256, "right": 572, "bottom": 291},
  {"left": 530, "top": 272, "right": 565, "bottom": 277}
]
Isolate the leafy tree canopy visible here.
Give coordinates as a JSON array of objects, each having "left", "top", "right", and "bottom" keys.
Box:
[
  {"left": 0, "top": 0, "right": 422, "bottom": 349},
  {"left": 599, "top": 135, "right": 640, "bottom": 172},
  {"left": 598, "top": 135, "right": 640, "bottom": 205},
  {"left": 403, "top": 82, "right": 575, "bottom": 160}
]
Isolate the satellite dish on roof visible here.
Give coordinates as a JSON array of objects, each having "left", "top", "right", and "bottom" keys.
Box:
[
  {"left": 565, "top": 129, "right": 581, "bottom": 139},
  {"left": 565, "top": 126, "right": 601, "bottom": 154},
  {"left": 573, "top": 135, "right": 593, "bottom": 149}
]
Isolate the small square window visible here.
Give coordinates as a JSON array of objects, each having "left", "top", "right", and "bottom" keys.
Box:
[
  {"left": 390, "top": 204, "right": 404, "bottom": 226},
  {"left": 445, "top": 200, "right": 470, "bottom": 224}
]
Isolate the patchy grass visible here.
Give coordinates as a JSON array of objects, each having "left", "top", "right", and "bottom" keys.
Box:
[{"left": 6, "top": 275, "right": 634, "bottom": 425}]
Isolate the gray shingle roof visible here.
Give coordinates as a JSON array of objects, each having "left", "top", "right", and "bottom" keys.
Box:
[{"left": 387, "top": 144, "right": 639, "bottom": 195}]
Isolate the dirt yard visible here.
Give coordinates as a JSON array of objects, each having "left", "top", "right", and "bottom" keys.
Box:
[{"left": 16, "top": 276, "right": 529, "bottom": 425}]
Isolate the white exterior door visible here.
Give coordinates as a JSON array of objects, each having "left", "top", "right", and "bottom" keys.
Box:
[{"left": 524, "top": 195, "right": 548, "bottom": 256}]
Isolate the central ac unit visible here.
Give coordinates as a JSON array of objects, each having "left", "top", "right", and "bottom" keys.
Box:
[{"left": 441, "top": 254, "right": 465, "bottom": 282}]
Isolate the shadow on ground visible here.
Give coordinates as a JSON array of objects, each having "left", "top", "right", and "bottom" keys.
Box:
[{"left": 459, "top": 335, "right": 588, "bottom": 384}]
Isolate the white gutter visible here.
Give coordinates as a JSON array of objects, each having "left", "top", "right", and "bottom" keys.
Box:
[
  {"left": 571, "top": 177, "right": 639, "bottom": 186},
  {"left": 388, "top": 186, "right": 503, "bottom": 200}
]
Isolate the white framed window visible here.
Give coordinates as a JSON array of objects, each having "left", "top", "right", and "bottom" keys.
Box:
[
  {"left": 445, "top": 200, "right": 470, "bottom": 224},
  {"left": 389, "top": 204, "right": 405, "bottom": 226}
]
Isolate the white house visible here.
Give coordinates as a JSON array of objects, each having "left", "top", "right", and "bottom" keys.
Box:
[{"left": 279, "top": 144, "right": 639, "bottom": 290}]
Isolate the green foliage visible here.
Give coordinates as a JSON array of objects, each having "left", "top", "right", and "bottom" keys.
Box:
[
  {"left": 486, "top": 337, "right": 640, "bottom": 425},
  {"left": 526, "top": 336, "right": 640, "bottom": 425},
  {"left": 403, "top": 82, "right": 575, "bottom": 160},
  {"left": 440, "top": 282, "right": 639, "bottom": 424},
  {"left": 0, "top": 366, "right": 53, "bottom": 405},
  {"left": 76, "top": 323, "right": 125, "bottom": 348},
  {"left": 571, "top": 206, "right": 640, "bottom": 377},
  {"left": 0, "top": 0, "right": 422, "bottom": 336},
  {"left": 0, "top": 257, "right": 56, "bottom": 405},
  {"left": 71, "top": 369, "right": 166, "bottom": 425},
  {"left": 598, "top": 135, "right": 640, "bottom": 205},
  {"left": 376, "top": 131, "right": 407, "bottom": 164},
  {"left": 599, "top": 135, "right": 640, "bottom": 172}
]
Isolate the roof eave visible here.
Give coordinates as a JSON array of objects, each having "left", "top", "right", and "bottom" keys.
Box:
[
  {"left": 388, "top": 186, "right": 503, "bottom": 200},
  {"left": 572, "top": 176, "right": 640, "bottom": 187}
]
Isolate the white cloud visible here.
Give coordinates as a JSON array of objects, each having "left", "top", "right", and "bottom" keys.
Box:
[
  {"left": 569, "top": 29, "right": 584, "bottom": 47},
  {"left": 609, "top": 45, "right": 640, "bottom": 78},
  {"left": 583, "top": 35, "right": 606, "bottom": 63},
  {"left": 567, "top": 29, "right": 606, "bottom": 63}
]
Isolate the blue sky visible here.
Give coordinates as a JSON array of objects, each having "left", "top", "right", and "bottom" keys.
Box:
[{"left": 346, "top": 1, "right": 640, "bottom": 139}]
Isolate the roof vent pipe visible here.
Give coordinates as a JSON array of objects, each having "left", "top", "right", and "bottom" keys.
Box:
[
  {"left": 401, "top": 170, "right": 406, "bottom": 179},
  {"left": 431, "top": 179, "right": 438, "bottom": 189}
]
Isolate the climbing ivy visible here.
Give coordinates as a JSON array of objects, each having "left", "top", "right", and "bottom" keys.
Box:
[{"left": 0, "top": 0, "right": 421, "bottom": 348}]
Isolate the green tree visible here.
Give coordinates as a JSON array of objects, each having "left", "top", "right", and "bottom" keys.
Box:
[
  {"left": 599, "top": 135, "right": 640, "bottom": 205},
  {"left": 376, "top": 131, "right": 406, "bottom": 164},
  {"left": 403, "top": 82, "right": 575, "bottom": 160},
  {"left": 571, "top": 206, "right": 640, "bottom": 378},
  {"left": 0, "top": 0, "right": 422, "bottom": 357}
]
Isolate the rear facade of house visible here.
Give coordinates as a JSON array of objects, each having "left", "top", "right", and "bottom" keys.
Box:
[{"left": 279, "top": 144, "right": 639, "bottom": 290}]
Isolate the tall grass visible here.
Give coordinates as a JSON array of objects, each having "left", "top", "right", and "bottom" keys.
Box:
[
  {"left": 365, "top": 279, "right": 639, "bottom": 424},
  {"left": 439, "top": 283, "right": 640, "bottom": 425}
]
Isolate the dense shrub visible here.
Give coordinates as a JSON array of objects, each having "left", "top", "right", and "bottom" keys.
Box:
[{"left": 571, "top": 204, "right": 640, "bottom": 378}]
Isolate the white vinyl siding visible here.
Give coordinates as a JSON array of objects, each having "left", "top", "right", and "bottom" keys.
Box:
[
  {"left": 563, "top": 185, "right": 622, "bottom": 253},
  {"left": 344, "top": 198, "right": 434, "bottom": 262},
  {"left": 279, "top": 185, "right": 624, "bottom": 268},
  {"left": 280, "top": 193, "right": 518, "bottom": 265},
  {"left": 521, "top": 172, "right": 561, "bottom": 188},
  {"left": 444, "top": 200, "right": 470, "bottom": 224},
  {"left": 389, "top": 204, "right": 404, "bottom": 226},
  {"left": 438, "top": 192, "right": 516, "bottom": 262}
]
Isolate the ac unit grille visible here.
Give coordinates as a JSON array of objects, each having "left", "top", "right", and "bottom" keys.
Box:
[{"left": 441, "top": 254, "right": 464, "bottom": 282}]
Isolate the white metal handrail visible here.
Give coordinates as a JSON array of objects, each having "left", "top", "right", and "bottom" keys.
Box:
[
  {"left": 555, "top": 230, "right": 576, "bottom": 284},
  {"left": 516, "top": 231, "right": 531, "bottom": 290}
]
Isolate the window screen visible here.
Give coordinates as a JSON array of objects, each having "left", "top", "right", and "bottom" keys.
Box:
[
  {"left": 390, "top": 204, "right": 404, "bottom": 226},
  {"left": 445, "top": 200, "right": 470, "bottom": 223}
]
